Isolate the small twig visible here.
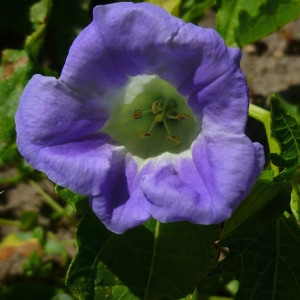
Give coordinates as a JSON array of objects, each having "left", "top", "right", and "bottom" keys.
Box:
[
  {"left": 0, "top": 218, "right": 23, "bottom": 228},
  {"left": 0, "top": 175, "right": 23, "bottom": 185},
  {"left": 29, "top": 180, "right": 65, "bottom": 215}
]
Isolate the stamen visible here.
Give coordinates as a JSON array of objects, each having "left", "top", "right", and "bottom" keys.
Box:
[
  {"left": 131, "top": 98, "right": 185, "bottom": 144},
  {"left": 131, "top": 108, "right": 154, "bottom": 119},
  {"left": 167, "top": 135, "right": 181, "bottom": 144},
  {"left": 152, "top": 101, "right": 159, "bottom": 114},
  {"left": 140, "top": 116, "right": 159, "bottom": 139},
  {"left": 140, "top": 132, "right": 151, "bottom": 138},
  {"left": 131, "top": 110, "right": 143, "bottom": 119},
  {"left": 155, "top": 113, "right": 164, "bottom": 123},
  {"left": 176, "top": 114, "right": 190, "bottom": 122},
  {"left": 163, "top": 113, "right": 181, "bottom": 144},
  {"left": 166, "top": 112, "right": 190, "bottom": 121},
  {"left": 163, "top": 112, "right": 173, "bottom": 134}
]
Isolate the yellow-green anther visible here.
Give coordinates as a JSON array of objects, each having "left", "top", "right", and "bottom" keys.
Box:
[
  {"left": 140, "top": 132, "right": 151, "bottom": 138},
  {"left": 176, "top": 114, "right": 190, "bottom": 122},
  {"left": 167, "top": 135, "right": 181, "bottom": 144},
  {"left": 166, "top": 112, "right": 190, "bottom": 121},
  {"left": 152, "top": 101, "right": 159, "bottom": 114},
  {"left": 131, "top": 110, "right": 143, "bottom": 119},
  {"left": 130, "top": 97, "right": 188, "bottom": 145},
  {"left": 155, "top": 113, "right": 164, "bottom": 122}
]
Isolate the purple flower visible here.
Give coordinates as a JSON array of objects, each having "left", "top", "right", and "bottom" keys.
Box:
[{"left": 15, "top": 2, "right": 264, "bottom": 233}]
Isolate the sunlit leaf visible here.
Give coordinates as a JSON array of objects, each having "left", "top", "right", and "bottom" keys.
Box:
[
  {"left": 0, "top": 232, "right": 44, "bottom": 282},
  {"left": 56, "top": 185, "right": 88, "bottom": 213},
  {"left": 0, "top": 49, "right": 33, "bottom": 164},
  {"left": 0, "top": 0, "right": 53, "bottom": 165},
  {"left": 270, "top": 94, "right": 300, "bottom": 182},
  {"left": 216, "top": 0, "right": 300, "bottom": 47},
  {"left": 291, "top": 184, "right": 300, "bottom": 222},
  {"left": 180, "top": 0, "right": 216, "bottom": 22},
  {"left": 221, "top": 170, "right": 290, "bottom": 240},
  {"left": 25, "top": 0, "right": 53, "bottom": 57},
  {"left": 146, "top": 0, "right": 182, "bottom": 16}
]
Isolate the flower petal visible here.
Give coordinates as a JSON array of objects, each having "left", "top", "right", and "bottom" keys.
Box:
[
  {"left": 191, "top": 131, "right": 264, "bottom": 220},
  {"left": 60, "top": 2, "right": 249, "bottom": 133},
  {"left": 141, "top": 132, "right": 264, "bottom": 225},
  {"left": 15, "top": 2, "right": 265, "bottom": 233},
  {"left": 91, "top": 3, "right": 205, "bottom": 86},
  {"left": 188, "top": 48, "right": 248, "bottom": 132},
  {"left": 89, "top": 3, "right": 248, "bottom": 131},
  {"left": 89, "top": 155, "right": 151, "bottom": 233},
  {"left": 15, "top": 75, "right": 125, "bottom": 195},
  {"left": 59, "top": 21, "right": 128, "bottom": 95},
  {"left": 141, "top": 153, "right": 213, "bottom": 224}
]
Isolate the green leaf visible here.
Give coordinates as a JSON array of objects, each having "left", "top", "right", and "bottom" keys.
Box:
[
  {"left": 269, "top": 94, "right": 300, "bottom": 182},
  {"left": 146, "top": 0, "right": 182, "bottom": 16},
  {"left": 55, "top": 185, "right": 89, "bottom": 214},
  {"left": 0, "top": 282, "right": 60, "bottom": 300},
  {"left": 277, "top": 95, "right": 300, "bottom": 124},
  {"left": 291, "top": 183, "right": 300, "bottom": 221},
  {"left": 180, "top": 0, "right": 216, "bottom": 22},
  {"left": 20, "top": 211, "right": 39, "bottom": 229},
  {"left": 216, "top": 213, "right": 300, "bottom": 299},
  {"left": 25, "top": 0, "right": 53, "bottom": 57},
  {"left": 23, "top": 251, "right": 52, "bottom": 278},
  {"left": 66, "top": 206, "right": 220, "bottom": 300},
  {"left": 0, "top": 49, "right": 33, "bottom": 164},
  {"left": 30, "top": 0, "right": 52, "bottom": 27},
  {"left": 191, "top": 276, "right": 235, "bottom": 299},
  {"left": 221, "top": 170, "right": 290, "bottom": 240},
  {"left": 216, "top": 0, "right": 300, "bottom": 47},
  {"left": 0, "top": 0, "right": 53, "bottom": 165}
]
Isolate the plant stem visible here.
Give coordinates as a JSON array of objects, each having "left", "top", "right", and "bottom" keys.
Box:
[
  {"left": 0, "top": 218, "right": 23, "bottom": 228},
  {"left": 29, "top": 180, "right": 65, "bottom": 215},
  {"left": 249, "top": 103, "right": 281, "bottom": 175},
  {"left": 144, "top": 220, "right": 160, "bottom": 300},
  {"left": 0, "top": 174, "right": 22, "bottom": 185}
]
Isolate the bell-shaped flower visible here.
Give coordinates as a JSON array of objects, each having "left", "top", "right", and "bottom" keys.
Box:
[{"left": 15, "top": 2, "right": 264, "bottom": 233}]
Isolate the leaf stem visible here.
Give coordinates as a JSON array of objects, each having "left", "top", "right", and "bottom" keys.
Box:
[
  {"left": 0, "top": 218, "right": 23, "bottom": 228},
  {"left": 0, "top": 174, "right": 23, "bottom": 185},
  {"left": 144, "top": 220, "right": 160, "bottom": 300},
  {"left": 249, "top": 103, "right": 280, "bottom": 175},
  {"left": 29, "top": 180, "right": 65, "bottom": 215}
]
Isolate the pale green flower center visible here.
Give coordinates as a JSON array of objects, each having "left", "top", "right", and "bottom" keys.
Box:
[{"left": 102, "top": 75, "right": 198, "bottom": 159}]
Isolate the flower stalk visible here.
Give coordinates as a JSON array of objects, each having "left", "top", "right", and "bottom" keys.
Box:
[
  {"left": 249, "top": 103, "right": 280, "bottom": 175},
  {"left": 29, "top": 180, "right": 65, "bottom": 216}
]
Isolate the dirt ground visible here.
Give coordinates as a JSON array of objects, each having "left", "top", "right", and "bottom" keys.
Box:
[
  {"left": 199, "top": 10, "right": 300, "bottom": 106},
  {"left": 242, "top": 17, "right": 300, "bottom": 105},
  {"left": 1, "top": 10, "right": 300, "bottom": 286}
]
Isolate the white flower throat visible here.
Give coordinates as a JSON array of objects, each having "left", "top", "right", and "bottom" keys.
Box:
[{"left": 102, "top": 75, "right": 198, "bottom": 159}]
